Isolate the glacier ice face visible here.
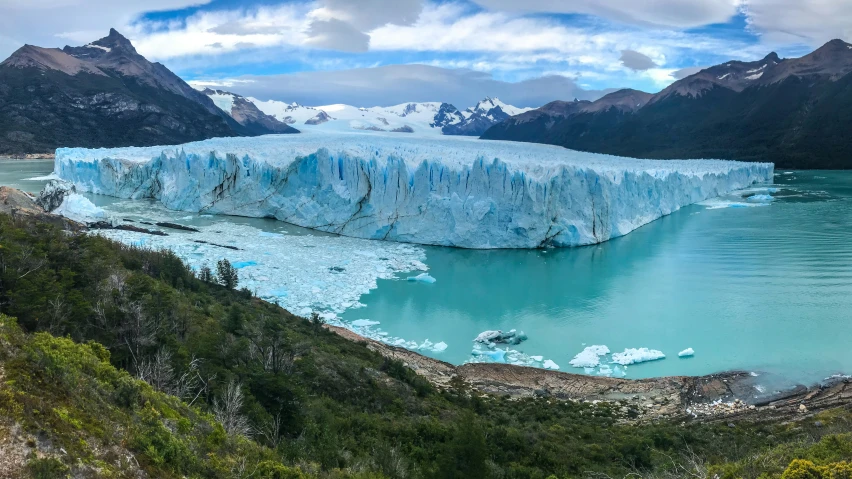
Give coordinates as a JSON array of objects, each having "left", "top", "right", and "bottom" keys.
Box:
[{"left": 54, "top": 130, "right": 774, "bottom": 249}]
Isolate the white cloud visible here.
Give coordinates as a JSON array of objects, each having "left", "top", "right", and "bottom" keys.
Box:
[
  {"left": 469, "top": 0, "right": 741, "bottom": 28},
  {"left": 128, "top": 4, "right": 310, "bottom": 59},
  {"left": 0, "top": 0, "right": 209, "bottom": 58},
  {"left": 190, "top": 63, "right": 606, "bottom": 108},
  {"left": 743, "top": 0, "right": 852, "bottom": 46}
]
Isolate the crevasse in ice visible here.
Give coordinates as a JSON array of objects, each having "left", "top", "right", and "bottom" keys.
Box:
[{"left": 54, "top": 130, "right": 774, "bottom": 249}]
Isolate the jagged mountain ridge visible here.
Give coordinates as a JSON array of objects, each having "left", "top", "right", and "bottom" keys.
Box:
[
  {"left": 221, "top": 93, "right": 534, "bottom": 136},
  {"left": 201, "top": 88, "right": 298, "bottom": 135},
  {"left": 482, "top": 39, "right": 852, "bottom": 168},
  {"left": 0, "top": 29, "right": 290, "bottom": 155}
]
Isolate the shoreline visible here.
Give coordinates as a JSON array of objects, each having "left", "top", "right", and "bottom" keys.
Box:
[
  {"left": 0, "top": 153, "right": 55, "bottom": 160},
  {"left": 327, "top": 324, "right": 852, "bottom": 422}
]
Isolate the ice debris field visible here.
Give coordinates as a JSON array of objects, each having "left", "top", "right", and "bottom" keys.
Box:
[{"left": 54, "top": 130, "right": 774, "bottom": 249}]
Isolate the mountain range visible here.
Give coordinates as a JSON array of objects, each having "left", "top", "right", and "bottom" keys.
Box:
[
  {"left": 0, "top": 29, "right": 296, "bottom": 155},
  {"left": 482, "top": 39, "right": 852, "bottom": 169},
  {"left": 201, "top": 88, "right": 532, "bottom": 137}
]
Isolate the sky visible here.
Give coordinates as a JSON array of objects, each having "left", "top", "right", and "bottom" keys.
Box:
[{"left": 1, "top": 0, "right": 850, "bottom": 108}]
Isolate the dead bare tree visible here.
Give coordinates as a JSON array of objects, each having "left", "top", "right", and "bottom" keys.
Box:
[
  {"left": 214, "top": 380, "right": 253, "bottom": 438},
  {"left": 136, "top": 348, "right": 214, "bottom": 407}
]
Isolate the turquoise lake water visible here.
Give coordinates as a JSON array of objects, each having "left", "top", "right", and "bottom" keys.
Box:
[{"left": 3, "top": 159, "right": 851, "bottom": 383}]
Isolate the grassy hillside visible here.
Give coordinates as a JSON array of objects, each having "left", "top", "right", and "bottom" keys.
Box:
[{"left": 1, "top": 212, "right": 852, "bottom": 478}]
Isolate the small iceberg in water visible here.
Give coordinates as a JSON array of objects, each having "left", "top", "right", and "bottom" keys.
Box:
[
  {"left": 569, "top": 345, "right": 610, "bottom": 368},
  {"left": 407, "top": 273, "right": 436, "bottom": 283},
  {"left": 474, "top": 329, "right": 527, "bottom": 346},
  {"left": 678, "top": 348, "right": 695, "bottom": 357},
  {"left": 611, "top": 348, "right": 666, "bottom": 365}
]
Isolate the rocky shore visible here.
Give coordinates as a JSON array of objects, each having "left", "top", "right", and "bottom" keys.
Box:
[
  {"left": 0, "top": 153, "right": 55, "bottom": 160},
  {"left": 327, "top": 325, "right": 852, "bottom": 424}
]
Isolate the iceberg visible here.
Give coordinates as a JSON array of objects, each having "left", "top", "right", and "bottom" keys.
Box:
[
  {"left": 53, "top": 194, "right": 107, "bottom": 223},
  {"left": 678, "top": 348, "right": 695, "bottom": 357},
  {"left": 568, "top": 345, "right": 611, "bottom": 368},
  {"left": 54, "top": 130, "right": 774, "bottom": 249},
  {"left": 611, "top": 348, "right": 666, "bottom": 365},
  {"left": 407, "top": 273, "right": 436, "bottom": 283}
]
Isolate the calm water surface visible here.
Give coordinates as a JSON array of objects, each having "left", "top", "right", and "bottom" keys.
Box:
[
  {"left": 340, "top": 171, "right": 852, "bottom": 381},
  {"left": 3, "top": 160, "right": 851, "bottom": 382}
]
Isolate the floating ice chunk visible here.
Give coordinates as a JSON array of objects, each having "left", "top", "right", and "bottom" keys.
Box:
[
  {"left": 407, "top": 272, "right": 436, "bottom": 283},
  {"left": 746, "top": 194, "right": 774, "bottom": 203},
  {"left": 473, "top": 329, "right": 526, "bottom": 346},
  {"left": 611, "top": 348, "right": 666, "bottom": 365},
  {"left": 542, "top": 359, "right": 560, "bottom": 370},
  {"left": 53, "top": 194, "right": 107, "bottom": 223},
  {"left": 569, "top": 345, "right": 610, "bottom": 368},
  {"left": 351, "top": 319, "right": 380, "bottom": 327},
  {"left": 471, "top": 349, "right": 507, "bottom": 363},
  {"left": 432, "top": 341, "right": 448, "bottom": 352},
  {"left": 530, "top": 355, "right": 543, "bottom": 362},
  {"left": 783, "top": 171, "right": 794, "bottom": 175},
  {"left": 475, "top": 330, "right": 502, "bottom": 343},
  {"left": 678, "top": 348, "right": 695, "bottom": 357}
]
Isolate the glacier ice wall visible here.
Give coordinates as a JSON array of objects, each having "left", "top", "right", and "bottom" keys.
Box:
[{"left": 54, "top": 131, "right": 774, "bottom": 249}]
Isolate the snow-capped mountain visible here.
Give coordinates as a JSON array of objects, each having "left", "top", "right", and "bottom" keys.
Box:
[
  {"left": 200, "top": 89, "right": 297, "bottom": 135},
  {"left": 230, "top": 96, "right": 533, "bottom": 136}
]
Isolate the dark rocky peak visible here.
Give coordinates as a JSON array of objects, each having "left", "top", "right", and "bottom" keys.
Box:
[
  {"left": 63, "top": 29, "right": 138, "bottom": 61},
  {"left": 0, "top": 44, "right": 105, "bottom": 76},
  {"left": 760, "top": 38, "right": 852, "bottom": 83},
  {"left": 581, "top": 89, "right": 652, "bottom": 114},
  {"left": 305, "top": 110, "right": 333, "bottom": 125},
  {"left": 430, "top": 103, "right": 464, "bottom": 128}
]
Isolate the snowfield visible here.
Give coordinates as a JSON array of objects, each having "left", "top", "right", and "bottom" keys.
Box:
[{"left": 54, "top": 130, "right": 774, "bottom": 249}]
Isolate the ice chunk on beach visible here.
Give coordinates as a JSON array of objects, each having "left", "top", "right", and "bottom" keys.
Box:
[
  {"left": 542, "top": 359, "right": 560, "bottom": 370},
  {"left": 407, "top": 273, "right": 436, "bottom": 283},
  {"left": 55, "top": 130, "right": 774, "bottom": 249},
  {"left": 611, "top": 348, "right": 666, "bottom": 365},
  {"left": 678, "top": 348, "right": 695, "bottom": 357},
  {"left": 569, "top": 345, "right": 611, "bottom": 368}
]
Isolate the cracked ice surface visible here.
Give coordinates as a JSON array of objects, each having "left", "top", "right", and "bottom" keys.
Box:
[
  {"left": 89, "top": 212, "right": 428, "bottom": 318},
  {"left": 55, "top": 130, "right": 774, "bottom": 249}
]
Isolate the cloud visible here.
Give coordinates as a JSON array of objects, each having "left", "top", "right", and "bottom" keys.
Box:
[
  {"left": 305, "top": 18, "right": 371, "bottom": 52},
  {"left": 469, "top": 0, "right": 741, "bottom": 29},
  {"left": 743, "top": 0, "right": 852, "bottom": 46},
  {"left": 619, "top": 49, "right": 658, "bottom": 70},
  {"left": 671, "top": 66, "right": 706, "bottom": 78},
  {"left": 0, "top": 0, "right": 209, "bottom": 59},
  {"left": 190, "top": 63, "right": 606, "bottom": 108}
]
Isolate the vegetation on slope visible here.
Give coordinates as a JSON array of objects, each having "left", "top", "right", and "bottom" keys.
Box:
[
  {"left": 482, "top": 76, "right": 852, "bottom": 169},
  {"left": 1, "top": 212, "right": 852, "bottom": 478}
]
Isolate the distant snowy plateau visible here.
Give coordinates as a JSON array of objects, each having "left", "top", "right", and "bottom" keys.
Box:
[{"left": 54, "top": 131, "right": 774, "bottom": 249}]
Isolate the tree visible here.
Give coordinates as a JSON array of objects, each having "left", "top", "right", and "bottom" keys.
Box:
[
  {"left": 435, "top": 412, "right": 489, "bottom": 479},
  {"left": 216, "top": 259, "right": 239, "bottom": 289},
  {"left": 198, "top": 265, "right": 214, "bottom": 283},
  {"left": 214, "top": 380, "right": 253, "bottom": 437}
]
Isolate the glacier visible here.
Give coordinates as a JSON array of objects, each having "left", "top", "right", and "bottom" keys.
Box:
[{"left": 54, "top": 130, "right": 774, "bottom": 249}]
